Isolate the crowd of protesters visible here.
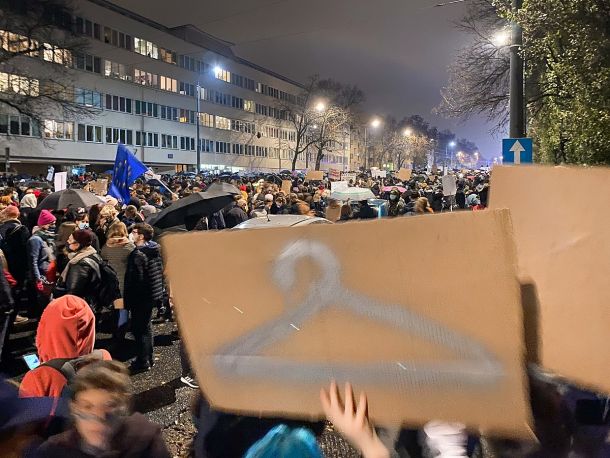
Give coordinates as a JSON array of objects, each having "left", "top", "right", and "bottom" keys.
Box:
[{"left": 0, "top": 168, "right": 607, "bottom": 457}]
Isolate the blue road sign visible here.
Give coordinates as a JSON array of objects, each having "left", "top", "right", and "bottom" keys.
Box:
[{"left": 502, "top": 138, "right": 533, "bottom": 164}]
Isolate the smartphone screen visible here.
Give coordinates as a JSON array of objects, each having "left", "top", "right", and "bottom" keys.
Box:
[{"left": 22, "top": 353, "right": 40, "bottom": 370}]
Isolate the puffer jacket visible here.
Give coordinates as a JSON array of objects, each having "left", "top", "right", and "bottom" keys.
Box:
[
  {"left": 124, "top": 241, "right": 164, "bottom": 308},
  {"left": 60, "top": 251, "right": 102, "bottom": 307}
]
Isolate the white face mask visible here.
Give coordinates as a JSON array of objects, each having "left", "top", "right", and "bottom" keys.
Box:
[
  {"left": 78, "top": 222, "right": 89, "bottom": 230},
  {"left": 128, "top": 233, "right": 136, "bottom": 243},
  {"left": 390, "top": 194, "right": 398, "bottom": 201}
]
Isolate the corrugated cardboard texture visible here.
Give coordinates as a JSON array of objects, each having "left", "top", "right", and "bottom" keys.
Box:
[
  {"left": 490, "top": 165, "right": 610, "bottom": 394},
  {"left": 306, "top": 170, "right": 324, "bottom": 181},
  {"left": 163, "top": 210, "right": 530, "bottom": 436}
]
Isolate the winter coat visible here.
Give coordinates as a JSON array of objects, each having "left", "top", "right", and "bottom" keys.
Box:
[
  {"left": 0, "top": 262, "right": 13, "bottom": 313},
  {"left": 26, "top": 228, "right": 56, "bottom": 282},
  {"left": 224, "top": 203, "right": 248, "bottom": 228},
  {"left": 101, "top": 237, "right": 135, "bottom": 295},
  {"left": 30, "top": 412, "right": 170, "bottom": 458},
  {"left": 0, "top": 219, "right": 30, "bottom": 284},
  {"left": 19, "top": 295, "right": 111, "bottom": 398},
  {"left": 57, "top": 247, "right": 102, "bottom": 306},
  {"left": 124, "top": 242, "right": 164, "bottom": 308}
]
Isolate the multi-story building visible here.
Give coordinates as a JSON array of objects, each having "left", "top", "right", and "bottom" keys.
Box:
[{"left": 0, "top": 0, "right": 349, "bottom": 174}]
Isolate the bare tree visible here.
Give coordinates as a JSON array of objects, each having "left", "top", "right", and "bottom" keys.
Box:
[
  {"left": 435, "top": 0, "right": 511, "bottom": 131},
  {"left": 0, "top": 0, "right": 97, "bottom": 134}
]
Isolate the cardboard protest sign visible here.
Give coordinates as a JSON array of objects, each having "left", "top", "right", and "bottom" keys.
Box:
[
  {"left": 371, "top": 168, "right": 387, "bottom": 179},
  {"left": 341, "top": 172, "right": 357, "bottom": 184},
  {"left": 163, "top": 210, "right": 530, "bottom": 435},
  {"left": 441, "top": 175, "right": 457, "bottom": 196},
  {"left": 328, "top": 168, "right": 341, "bottom": 181},
  {"left": 53, "top": 172, "right": 67, "bottom": 192},
  {"left": 330, "top": 181, "right": 348, "bottom": 192},
  {"left": 490, "top": 166, "right": 610, "bottom": 394},
  {"left": 281, "top": 180, "right": 292, "bottom": 195},
  {"left": 305, "top": 170, "right": 324, "bottom": 182},
  {"left": 89, "top": 179, "right": 108, "bottom": 196},
  {"left": 396, "top": 168, "right": 412, "bottom": 182}
]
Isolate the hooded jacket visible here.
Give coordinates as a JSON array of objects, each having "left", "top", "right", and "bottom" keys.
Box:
[
  {"left": 124, "top": 241, "right": 164, "bottom": 307},
  {"left": 0, "top": 219, "right": 30, "bottom": 284},
  {"left": 19, "top": 295, "right": 110, "bottom": 398},
  {"left": 31, "top": 412, "right": 171, "bottom": 458}
]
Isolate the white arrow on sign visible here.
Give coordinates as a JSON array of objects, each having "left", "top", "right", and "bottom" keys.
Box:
[{"left": 509, "top": 140, "right": 526, "bottom": 165}]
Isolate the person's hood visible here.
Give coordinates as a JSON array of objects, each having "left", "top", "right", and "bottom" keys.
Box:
[
  {"left": 105, "top": 236, "right": 131, "bottom": 248},
  {"left": 20, "top": 193, "right": 38, "bottom": 209},
  {"left": 139, "top": 241, "right": 161, "bottom": 258},
  {"left": 36, "top": 295, "right": 95, "bottom": 363}
]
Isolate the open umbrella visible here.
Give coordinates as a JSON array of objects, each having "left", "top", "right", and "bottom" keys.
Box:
[
  {"left": 206, "top": 182, "right": 241, "bottom": 196},
  {"left": 382, "top": 186, "right": 407, "bottom": 193},
  {"left": 330, "top": 188, "right": 376, "bottom": 201},
  {"left": 37, "top": 189, "right": 102, "bottom": 210},
  {"left": 148, "top": 184, "right": 239, "bottom": 229}
]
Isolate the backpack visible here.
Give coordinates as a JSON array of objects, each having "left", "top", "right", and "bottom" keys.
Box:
[
  {"left": 38, "top": 349, "right": 105, "bottom": 435},
  {"left": 82, "top": 256, "right": 121, "bottom": 309}
]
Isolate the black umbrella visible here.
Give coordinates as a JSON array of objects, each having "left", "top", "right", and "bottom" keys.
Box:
[
  {"left": 205, "top": 182, "right": 241, "bottom": 195},
  {"left": 148, "top": 184, "right": 239, "bottom": 229},
  {"left": 37, "top": 189, "right": 102, "bottom": 210},
  {"left": 265, "top": 174, "right": 282, "bottom": 185}
]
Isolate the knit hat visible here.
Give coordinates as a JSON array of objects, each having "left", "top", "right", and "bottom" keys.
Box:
[
  {"left": 72, "top": 229, "right": 94, "bottom": 248},
  {"left": 20, "top": 193, "right": 37, "bottom": 209},
  {"left": 2, "top": 205, "right": 20, "bottom": 220},
  {"left": 37, "top": 209, "right": 56, "bottom": 227}
]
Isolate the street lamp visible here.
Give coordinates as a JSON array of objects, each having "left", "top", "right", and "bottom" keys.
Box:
[
  {"left": 315, "top": 102, "right": 326, "bottom": 112},
  {"left": 446, "top": 140, "right": 456, "bottom": 170},
  {"left": 364, "top": 118, "right": 382, "bottom": 170},
  {"left": 403, "top": 128, "right": 412, "bottom": 137},
  {"left": 492, "top": 30, "right": 510, "bottom": 47}
]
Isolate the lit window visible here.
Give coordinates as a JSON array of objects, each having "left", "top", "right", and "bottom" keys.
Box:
[
  {"left": 215, "top": 116, "right": 230, "bottom": 130},
  {"left": 214, "top": 66, "right": 231, "bottom": 83}
]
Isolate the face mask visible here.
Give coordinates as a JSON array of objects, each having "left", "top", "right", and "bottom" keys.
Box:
[
  {"left": 128, "top": 233, "right": 136, "bottom": 243},
  {"left": 12, "top": 192, "right": 18, "bottom": 201},
  {"left": 390, "top": 194, "right": 398, "bottom": 201},
  {"left": 78, "top": 222, "right": 89, "bottom": 230}
]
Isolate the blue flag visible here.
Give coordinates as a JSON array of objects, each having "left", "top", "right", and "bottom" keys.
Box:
[{"left": 108, "top": 143, "right": 148, "bottom": 203}]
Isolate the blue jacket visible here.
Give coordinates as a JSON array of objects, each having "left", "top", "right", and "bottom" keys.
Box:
[{"left": 26, "top": 232, "right": 52, "bottom": 281}]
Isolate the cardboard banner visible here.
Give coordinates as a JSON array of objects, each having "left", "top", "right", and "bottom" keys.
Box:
[
  {"left": 305, "top": 170, "right": 324, "bottom": 182},
  {"left": 89, "top": 179, "right": 108, "bottom": 196},
  {"left": 330, "top": 181, "right": 348, "bottom": 192},
  {"left": 341, "top": 172, "right": 357, "bottom": 184},
  {"left": 490, "top": 166, "right": 610, "bottom": 394},
  {"left": 163, "top": 210, "right": 530, "bottom": 435},
  {"left": 281, "top": 180, "right": 292, "bottom": 195},
  {"left": 328, "top": 168, "right": 341, "bottom": 181},
  {"left": 441, "top": 175, "right": 457, "bottom": 196},
  {"left": 396, "top": 168, "right": 412, "bottom": 182},
  {"left": 53, "top": 172, "right": 67, "bottom": 192}
]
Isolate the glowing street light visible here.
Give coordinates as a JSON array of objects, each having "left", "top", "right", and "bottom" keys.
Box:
[
  {"left": 403, "top": 128, "right": 412, "bottom": 137},
  {"left": 315, "top": 101, "right": 326, "bottom": 112},
  {"left": 370, "top": 118, "right": 381, "bottom": 129},
  {"left": 492, "top": 30, "right": 510, "bottom": 47},
  {"left": 449, "top": 141, "right": 456, "bottom": 148}
]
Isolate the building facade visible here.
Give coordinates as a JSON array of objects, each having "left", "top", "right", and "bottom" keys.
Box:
[{"left": 0, "top": 0, "right": 351, "bottom": 174}]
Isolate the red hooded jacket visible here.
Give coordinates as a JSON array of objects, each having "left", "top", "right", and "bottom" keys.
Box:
[{"left": 19, "top": 295, "right": 110, "bottom": 398}]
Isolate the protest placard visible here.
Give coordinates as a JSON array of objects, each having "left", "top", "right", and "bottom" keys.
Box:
[
  {"left": 441, "top": 175, "right": 457, "bottom": 196},
  {"left": 164, "top": 210, "right": 530, "bottom": 435},
  {"left": 371, "top": 168, "right": 387, "bottom": 179},
  {"left": 328, "top": 168, "right": 341, "bottom": 181},
  {"left": 490, "top": 166, "right": 610, "bottom": 394},
  {"left": 330, "top": 181, "right": 348, "bottom": 192},
  {"left": 341, "top": 172, "right": 357, "bottom": 184},
  {"left": 305, "top": 170, "right": 324, "bottom": 182},
  {"left": 396, "top": 168, "right": 412, "bottom": 182},
  {"left": 89, "top": 179, "right": 108, "bottom": 196},
  {"left": 281, "top": 180, "right": 292, "bottom": 195},
  {"left": 53, "top": 172, "right": 67, "bottom": 192}
]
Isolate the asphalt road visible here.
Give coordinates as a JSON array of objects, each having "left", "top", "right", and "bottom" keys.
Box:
[{"left": 5, "top": 315, "right": 196, "bottom": 457}]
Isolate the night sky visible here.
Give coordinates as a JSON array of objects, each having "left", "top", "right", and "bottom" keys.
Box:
[{"left": 116, "top": 0, "right": 506, "bottom": 159}]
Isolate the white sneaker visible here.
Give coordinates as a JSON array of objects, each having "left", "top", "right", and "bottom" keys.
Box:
[{"left": 180, "top": 376, "right": 199, "bottom": 389}]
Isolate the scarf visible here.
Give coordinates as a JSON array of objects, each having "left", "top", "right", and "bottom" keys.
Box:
[{"left": 60, "top": 246, "right": 97, "bottom": 283}]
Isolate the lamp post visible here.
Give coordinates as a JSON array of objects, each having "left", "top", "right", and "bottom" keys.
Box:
[
  {"left": 446, "top": 140, "right": 456, "bottom": 170},
  {"left": 195, "top": 83, "right": 201, "bottom": 173},
  {"left": 365, "top": 118, "right": 381, "bottom": 171},
  {"left": 509, "top": 0, "right": 525, "bottom": 138}
]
